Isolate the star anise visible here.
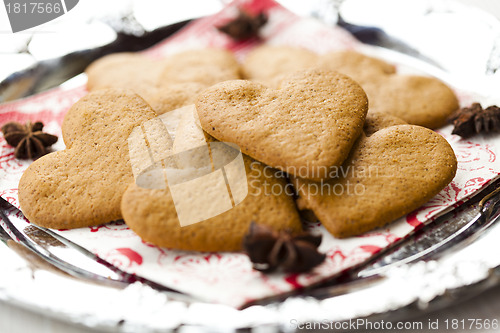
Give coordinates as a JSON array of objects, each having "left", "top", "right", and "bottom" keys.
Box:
[
  {"left": 243, "top": 222, "right": 326, "bottom": 273},
  {"left": 1, "top": 121, "right": 58, "bottom": 159},
  {"left": 217, "top": 9, "right": 268, "bottom": 41},
  {"left": 448, "top": 103, "right": 500, "bottom": 138}
]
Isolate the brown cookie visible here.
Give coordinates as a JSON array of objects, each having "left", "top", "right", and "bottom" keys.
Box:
[
  {"left": 318, "top": 51, "right": 459, "bottom": 128},
  {"left": 361, "top": 75, "right": 459, "bottom": 129},
  {"left": 85, "top": 49, "right": 241, "bottom": 94},
  {"left": 363, "top": 111, "right": 407, "bottom": 136},
  {"left": 86, "top": 50, "right": 241, "bottom": 117},
  {"left": 242, "top": 45, "right": 317, "bottom": 81},
  {"left": 316, "top": 50, "right": 396, "bottom": 83},
  {"left": 241, "top": 46, "right": 458, "bottom": 129},
  {"left": 85, "top": 53, "right": 163, "bottom": 93},
  {"left": 119, "top": 103, "right": 302, "bottom": 251},
  {"left": 292, "top": 125, "right": 457, "bottom": 238},
  {"left": 196, "top": 69, "right": 368, "bottom": 181},
  {"left": 140, "top": 82, "right": 207, "bottom": 115},
  {"left": 160, "top": 49, "right": 241, "bottom": 86},
  {"left": 298, "top": 111, "right": 406, "bottom": 220},
  {"left": 122, "top": 155, "right": 302, "bottom": 252},
  {"left": 19, "top": 89, "right": 158, "bottom": 229}
]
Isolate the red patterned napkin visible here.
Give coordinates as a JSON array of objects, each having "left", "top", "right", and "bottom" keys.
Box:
[{"left": 1, "top": 0, "right": 499, "bottom": 308}]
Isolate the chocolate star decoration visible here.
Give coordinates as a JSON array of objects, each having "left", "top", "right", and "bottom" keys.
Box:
[
  {"left": 217, "top": 9, "right": 268, "bottom": 41},
  {"left": 448, "top": 103, "right": 500, "bottom": 138},
  {"left": 1, "top": 121, "right": 58, "bottom": 159},
  {"left": 243, "top": 222, "right": 326, "bottom": 273}
]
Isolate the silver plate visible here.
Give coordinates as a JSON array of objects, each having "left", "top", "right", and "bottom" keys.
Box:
[{"left": 1, "top": 0, "right": 500, "bottom": 331}]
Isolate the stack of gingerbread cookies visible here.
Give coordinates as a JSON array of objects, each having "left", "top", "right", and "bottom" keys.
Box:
[{"left": 18, "top": 46, "right": 458, "bottom": 252}]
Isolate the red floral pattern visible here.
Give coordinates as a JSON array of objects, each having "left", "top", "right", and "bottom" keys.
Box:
[{"left": 103, "top": 248, "right": 143, "bottom": 269}]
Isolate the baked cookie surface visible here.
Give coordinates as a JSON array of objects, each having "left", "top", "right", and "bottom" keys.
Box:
[
  {"left": 196, "top": 69, "right": 368, "bottom": 181},
  {"left": 122, "top": 155, "right": 302, "bottom": 252},
  {"left": 363, "top": 110, "right": 407, "bottom": 136},
  {"left": 85, "top": 53, "right": 163, "bottom": 93},
  {"left": 19, "top": 89, "right": 158, "bottom": 229},
  {"left": 362, "top": 75, "right": 459, "bottom": 128},
  {"left": 241, "top": 46, "right": 458, "bottom": 129},
  {"left": 86, "top": 49, "right": 242, "bottom": 117},
  {"left": 242, "top": 45, "right": 317, "bottom": 81},
  {"left": 293, "top": 125, "right": 457, "bottom": 238},
  {"left": 319, "top": 51, "right": 458, "bottom": 128},
  {"left": 160, "top": 49, "right": 241, "bottom": 86},
  {"left": 141, "top": 82, "right": 207, "bottom": 115}
]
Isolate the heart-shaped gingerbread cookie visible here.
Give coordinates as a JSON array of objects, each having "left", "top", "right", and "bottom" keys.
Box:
[
  {"left": 19, "top": 89, "right": 158, "bottom": 229},
  {"left": 85, "top": 53, "right": 163, "bottom": 92},
  {"left": 86, "top": 49, "right": 241, "bottom": 93},
  {"left": 242, "top": 45, "right": 318, "bottom": 81},
  {"left": 160, "top": 49, "right": 241, "bottom": 87},
  {"left": 85, "top": 50, "right": 242, "bottom": 117},
  {"left": 121, "top": 105, "right": 301, "bottom": 252},
  {"left": 293, "top": 124, "right": 457, "bottom": 238},
  {"left": 122, "top": 154, "right": 302, "bottom": 252},
  {"left": 196, "top": 69, "right": 368, "bottom": 181},
  {"left": 363, "top": 111, "right": 406, "bottom": 136},
  {"left": 317, "top": 51, "right": 459, "bottom": 129},
  {"left": 242, "top": 47, "right": 458, "bottom": 129}
]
